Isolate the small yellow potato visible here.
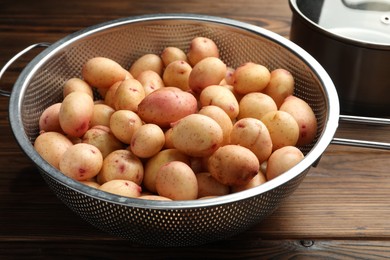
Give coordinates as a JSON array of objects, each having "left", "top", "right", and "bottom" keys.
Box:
[
  {"left": 99, "top": 179, "right": 142, "bottom": 198},
  {"left": 82, "top": 125, "right": 124, "bottom": 158},
  {"left": 82, "top": 57, "right": 128, "bottom": 89},
  {"left": 188, "top": 57, "right": 227, "bottom": 94},
  {"left": 155, "top": 161, "right": 198, "bottom": 201},
  {"left": 63, "top": 77, "right": 93, "bottom": 98},
  {"left": 263, "top": 68, "right": 295, "bottom": 108},
  {"left": 39, "top": 103, "right": 62, "bottom": 133},
  {"left": 237, "top": 92, "right": 277, "bottom": 120},
  {"left": 97, "top": 149, "right": 144, "bottom": 185},
  {"left": 113, "top": 78, "right": 145, "bottom": 112},
  {"left": 163, "top": 60, "right": 192, "bottom": 91},
  {"left": 130, "top": 124, "right": 165, "bottom": 158},
  {"left": 129, "top": 53, "right": 164, "bottom": 78},
  {"left": 80, "top": 180, "right": 101, "bottom": 189},
  {"left": 161, "top": 46, "right": 188, "bottom": 67},
  {"left": 261, "top": 110, "right": 300, "bottom": 151},
  {"left": 104, "top": 81, "right": 122, "bottom": 108},
  {"left": 59, "top": 92, "right": 94, "bottom": 137},
  {"left": 208, "top": 145, "right": 260, "bottom": 186},
  {"left": 198, "top": 105, "right": 233, "bottom": 145},
  {"left": 171, "top": 114, "right": 223, "bottom": 157},
  {"left": 232, "top": 62, "right": 271, "bottom": 94},
  {"left": 199, "top": 85, "right": 239, "bottom": 120},
  {"left": 279, "top": 95, "right": 318, "bottom": 146},
  {"left": 90, "top": 103, "right": 115, "bottom": 128},
  {"left": 163, "top": 128, "right": 175, "bottom": 149},
  {"left": 221, "top": 67, "right": 235, "bottom": 86},
  {"left": 187, "top": 36, "right": 219, "bottom": 66},
  {"left": 109, "top": 110, "right": 143, "bottom": 144},
  {"left": 136, "top": 70, "right": 165, "bottom": 96},
  {"left": 266, "top": 146, "right": 304, "bottom": 181},
  {"left": 230, "top": 118, "right": 273, "bottom": 164},
  {"left": 137, "top": 87, "right": 198, "bottom": 128},
  {"left": 138, "top": 195, "right": 172, "bottom": 201},
  {"left": 196, "top": 172, "right": 230, "bottom": 198},
  {"left": 59, "top": 143, "right": 103, "bottom": 181},
  {"left": 230, "top": 172, "right": 267, "bottom": 193},
  {"left": 143, "top": 149, "right": 190, "bottom": 193},
  {"left": 34, "top": 131, "right": 73, "bottom": 169}
]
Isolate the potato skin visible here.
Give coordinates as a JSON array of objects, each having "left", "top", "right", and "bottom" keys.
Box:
[
  {"left": 130, "top": 124, "right": 165, "bottom": 158},
  {"left": 63, "top": 78, "right": 93, "bottom": 98},
  {"left": 231, "top": 172, "right": 267, "bottom": 193},
  {"left": 232, "top": 62, "right": 271, "bottom": 94},
  {"left": 114, "top": 78, "right": 145, "bottom": 112},
  {"left": 109, "top": 110, "right": 143, "bottom": 144},
  {"left": 39, "top": 103, "right": 62, "bottom": 133},
  {"left": 266, "top": 146, "right": 304, "bottom": 180},
  {"left": 199, "top": 85, "right": 239, "bottom": 120},
  {"left": 163, "top": 60, "right": 192, "bottom": 91},
  {"left": 136, "top": 70, "right": 165, "bottom": 96},
  {"left": 129, "top": 53, "right": 164, "bottom": 78},
  {"left": 196, "top": 172, "right": 230, "bottom": 198},
  {"left": 161, "top": 46, "right": 188, "bottom": 67},
  {"left": 208, "top": 145, "right": 260, "bottom": 186},
  {"left": 99, "top": 179, "right": 142, "bottom": 198},
  {"left": 82, "top": 125, "right": 124, "bottom": 158},
  {"left": 90, "top": 103, "right": 115, "bottom": 128},
  {"left": 187, "top": 36, "right": 219, "bottom": 66},
  {"left": 238, "top": 92, "right": 277, "bottom": 120},
  {"left": 263, "top": 68, "right": 295, "bottom": 108}
]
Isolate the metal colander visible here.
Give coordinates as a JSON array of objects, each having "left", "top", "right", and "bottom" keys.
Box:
[{"left": 8, "top": 14, "right": 339, "bottom": 247}]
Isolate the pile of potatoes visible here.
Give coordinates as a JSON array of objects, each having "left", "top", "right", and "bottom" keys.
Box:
[{"left": 34, "top": 36, "right": 317, "bottom": 201}]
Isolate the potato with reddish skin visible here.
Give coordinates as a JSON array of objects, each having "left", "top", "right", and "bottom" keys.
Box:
[
  {"left": 196, "top": 172, "right": 230, "bottom": 198},
  {"left": 63, "top": 78, "right": 93, "bottom": 98},
  {"left": 155, "top": 161, "right": 198, "bottom": 201},
  {"left": 82, "top": 57, "right": 128, "bottom": 89},
  {"left": 34, "top": 131, "right": 73, "bottom": 169},
  {"left": 232, "top": 62, "right": 271, "bottom": 94},
  {"left": 171, "top": 114, "right": 223, "bottom": 157},
  {"left": 161, "top": 46, "right": 188, "bottom": 67},
  {"left": 99, "top": 179, "right": 142, "bottom": 198},
  {"left": 263, "top": 68, "right": 295, "bottom": 108},
  {"left": 237, "top": 92, "right": 277, "bottom": 120},
  {"left": 130, "top": 124, "right": 165, "bottom": 158},
  {"left": 82, "top": 125, "right": 124, "bottom": 158},
  {"left": 136, "top": 70, "right": 165, "bottom": 96},
  {"left": 261, "top": 110, "right": 299, "bottom": 151},
  {"left": 137, "top": 87, "right": 198, "bottom": 128},
  {"left": 129, "top": 53, "right": 164, "bottom": 78},
  {"left": 59, "top": 143, "right": 103, "bottom": 181},
  {"left": 90, "top": 103, "right": 115, "bottom": 128},
  {"left": 231, "top": 172, "right": 267, "bottom": 193},
  {"left": 114, "top": 78, "right": 145, "bottom": 112},
  {"left": 59, "top": 92, "right": 94, "bottom": 137},
  {"left": 208, "top": 145, "right": 260, "bottom": 186},
  {"left": 188, "top": 57, "right": 227, "bottom": 94},
  {"left": 230, "top": 118, "right": 273, "bottom": 164},
  {"left": 109, "top": 110, "right": 143, "bottom": 144},
  {"left": 39, "top": 103, "right": 62, "bottom": 133},
  {"left": 266, "top": 146, "right": 304, "bottom": 180},
  {"left": 199, "top": 85, "right": 239, "bottom": 120},
  {"left": 97, "top": 149, "right": 144, "bottom": 185},
  {"left": 187, "top": 37, "right": 219, "bottom": 66},
  {"left": 279, "top": 95, "right": 318, "bottom": 146},
  {"left": 198, "top": 105, "right": 233, "bottom": 145},
  {"left": 163, "top": 60, "right": 192, "bottom": 91}
]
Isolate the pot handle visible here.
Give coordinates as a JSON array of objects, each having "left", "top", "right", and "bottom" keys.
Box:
[
  {"left": 331, "top": 115, "right": 390, "bottom": 150},
  {"left": 0, "top": 42, "right": 51, "bottom": 97}
]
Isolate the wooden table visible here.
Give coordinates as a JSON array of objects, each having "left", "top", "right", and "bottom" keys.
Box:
[{"left": 1, "top": 0, "right": 390, "bottom": 258}]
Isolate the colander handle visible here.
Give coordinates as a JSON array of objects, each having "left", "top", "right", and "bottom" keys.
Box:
[
  {"left": 0, "top": 42, "right": 51, "bottom": 97},
  {"left": 332, "top": 115, "right": 390, "bottom": 150}
]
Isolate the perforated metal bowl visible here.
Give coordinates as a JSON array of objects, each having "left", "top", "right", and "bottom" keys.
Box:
[{"left": 8, "top": 14, "right": 339, "bottom": 247}]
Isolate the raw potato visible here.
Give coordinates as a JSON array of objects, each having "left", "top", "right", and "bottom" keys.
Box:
[
  {"left": 90, "top": 103, "right": 115, "bottom": 128},
  {"left": 59, "top": 92, "right": 94, "bottom": 137},
  {"left": 266, "top": 146, "right": 304, "bottom": 180},
  {"left": 199, "top": 85, "right": 239, "bottom": 120},
  {"left": 80, "top": 180, "right": 101, "bottom": 189},
  {"left": 34, "top": 131, "right": 73, "bottom": 169},
  {"left": 188, "top": 57, "right": 227, "bottom": 94},
  {"left": 136, "top": 70, "right": 165, "bottom": 96},
  {"left": 198, "top": 105, "right": 233, "bottom": 145},
  {"left": 104, "top": 81, "right": 122, "bottom": 108},
  {"left": 263, "top": 68, "right": 295, "bottom": 108},
  {"left": 39, "top": 103, "right": 62, "bottom": 133},
  {"left": 109, "top": 110, "right": 143, "bottom": 144},
  {"left": 155, "top": 161, "right": 198, "bottom": 200},
  {"left": 161, "top": 46, "right": 188, "bottom": 66},
  {"left": 279, "top": 95, "right": 318, "bottom": 146},
  {"left": 129, "top": 53, "right": 164, "bottom": 78},
  {"left": 196, "top": 172, "right": 230, "bottom": 198},
  {"left": 143, "top": 148, "right": 190, "bottom": 193},
  {"left": 187, "top": 36, "right": 219, "bottom": 66},
  {"left": 163, "top": 60, "right": 192, "bottom": 91},
  {"left": 97, "top": 149, "right": 144, "bottom": 185},
  {"left": 99, "top": 179, "right": 142, "bottom": 198},
  {"left": 138, "top": 195, "right": 172, "bottom": 201},
  {"left": 232, "top": 62, "right": 271, "bottom": 94},
  {"left": 137, "top": 87, "right": 198, "bottom": 128},
  {"left": 261, "top": 110, "right": 299, "bottom": 151},
  {"left": 230, "top": 118, "right": 273, "bottom": 164},
  {"left": 114, "top": 78, "right": 145, "bottom": 112},
  {"left": 63, "top": 78, "right": 93, "bottom": 98},
  {"left": 82, "top": 57, "right": 128, "bottom": 89},
  {"left": 82, "top": 125, "right": 124, "bottom": 158},
  {"left": 130, "top": 124, "right": 165, "bottom": 158},
  {"left": 59, "top": 143, "right": 103, "bottom": 181},
  {"left": 171, "top": 114, "right": 223, "bottom": 157},
  {"left": 231, "top": 172, "right": 267, "bottom": 193},
  {"left": 208, "top": 145, "right": 260, "bottom": 186},
  {"left": 238, "top": 92, "right": 277, "bottom": 120}
]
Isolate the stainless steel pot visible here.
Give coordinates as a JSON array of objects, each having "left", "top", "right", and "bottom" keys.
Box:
[{"left": 289, "top": 0, "right": 390, "bottom": 116}]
